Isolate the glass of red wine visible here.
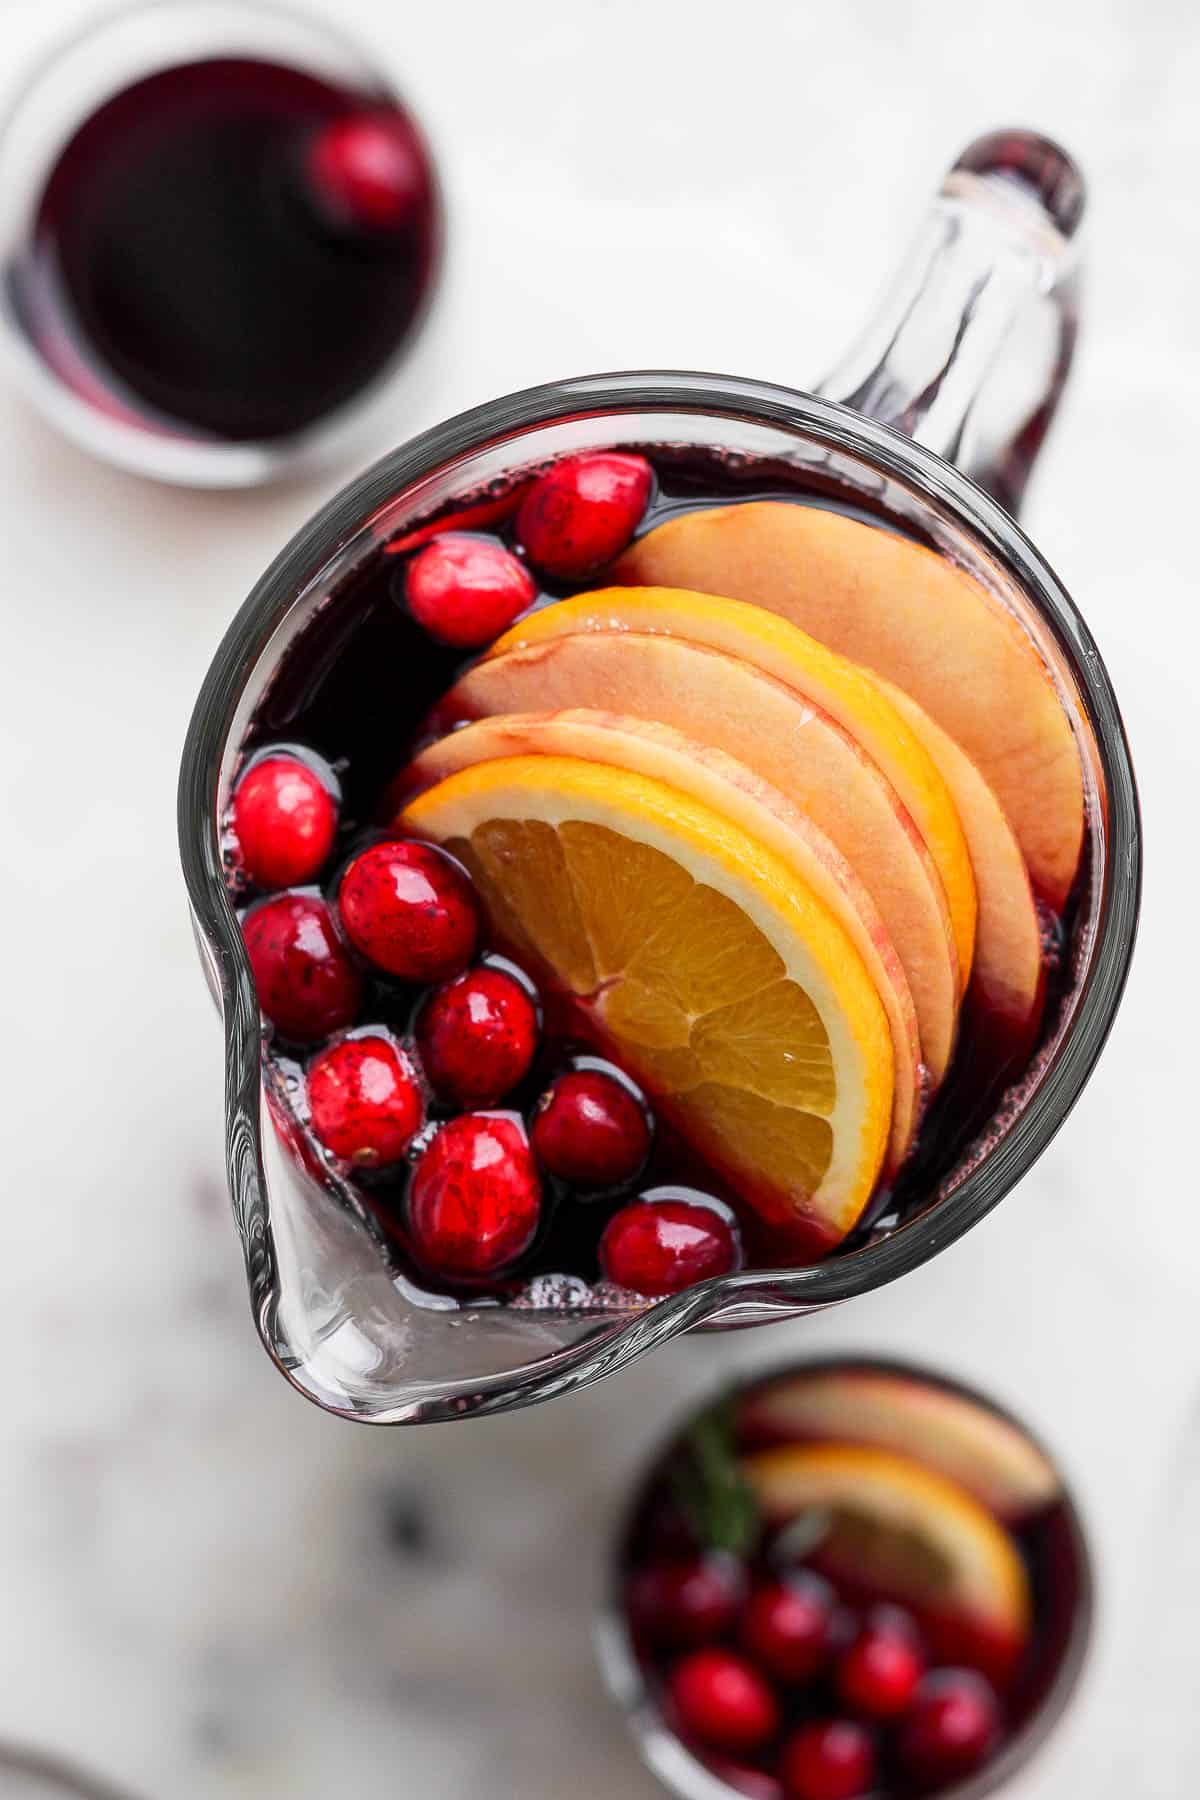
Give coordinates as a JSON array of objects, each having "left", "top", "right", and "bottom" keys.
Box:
[
  {"left": 179, "top": 130, "right": 1139, "bottom": 1423},
  {"left": 0, "top": 0, "right": 442, "bottom": 485},
  {"left": 598, "top": 1357, "right": 1093, "bottom": 1800}
]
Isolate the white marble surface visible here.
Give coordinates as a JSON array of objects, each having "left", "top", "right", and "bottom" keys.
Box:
[{"left": 0, "top": 0, "right": 1194, "bottom": 1794}]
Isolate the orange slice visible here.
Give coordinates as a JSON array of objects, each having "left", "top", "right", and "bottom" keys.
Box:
[
  {"left": 615, "top": 501, "right": 1084, "bottom": 910},
  {"left": 740, "top": 1442, "right": 1031, "bottom": 1683},
  {"left": 401, "top": 756, "right": 894, "bottom": 1249},
  {"left": 739, "top": 1368, "right": 1059, "bottom": 1522},
  {"left": 400, "top": 709, "right": 921, "bottom": 1172},
  {"left": 439, "top": 633, "right": 961, "bottom": 1083},
  {"left": 874, "top": 679, "right": 1044, "bottom": 1044},
  {"left": 492, "top": 587, "right": 977, "bottom": 996}
]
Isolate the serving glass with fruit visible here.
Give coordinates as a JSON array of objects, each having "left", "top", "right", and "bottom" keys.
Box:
[
  {"left": 599, "top": 1359, "right": 1092, "bottom": 1800},
  {"left": 179, "top": 130, "right": 1139, "bottom": 1422}
]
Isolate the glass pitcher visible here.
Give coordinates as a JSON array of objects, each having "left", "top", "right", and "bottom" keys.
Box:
[{"left": 178, "top": 130, "right": 1140, "bottom": 1425}]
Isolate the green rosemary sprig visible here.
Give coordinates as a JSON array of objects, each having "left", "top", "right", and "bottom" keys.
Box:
[{"left": 672, "top": 1397, "right": 761, "bottom": 1557}]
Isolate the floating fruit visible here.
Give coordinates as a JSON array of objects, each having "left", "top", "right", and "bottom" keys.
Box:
[
  {"left": 338, "top": 839, "right": 478, "bottom": 982},
  {"left": 437, "top": 634, "right": 959, "bottom": 1083},
  {"left": 242, "top": 892, "right": 362, "bottom": 1042},
  {"left": 531, "top": 1067, "right": 651, "bottom": 1189},
  {"left": 835, "top": 1608, "right": 925, "bottom": 1719},
  {"left": 600, "top": 1193, "right": 742, "bottom": 1296},
  {"left": 898, "top": 1668, "right": 1000, "bottom": 1787},
  {"left": 404, "top": 533, "right": 537, "bottom": 648},
  {"left": 875, "top": 678, "right": 1045, "bottom": 1048},
  {"left": 232, "top": 752, "right": 337, "bottom": 889},
  {"left": 401, "top": 756, "right": 894, "bottom": 1248},
  {"left": 739, "top": 1443, "right": 1031, "bottom": 1685},
  {"left": 516, "top": 452, "right": 652, "bottom": 578},
  {"left": 739, "top": 1572, "right": 836, "bottom": 1683},
  {"left": 667, "top": 1648, "right": 780, "bottom": 1754},
  {"left": 406, "top": 1112, "right": 540, "bottom": 1279},
  {"left": 416, "top": 963, "right": 538, "bottom": 1106},
  {"left": 402, "top": 709, "right": 921, "bottom": 1172},
  {"left": 779, "top": 1719, "right": 877, "bottom": 1800},
  {"left": 494, "top": 587, "right": 977, "bottom": 998},
  {"left": 615, "top": 500, "right": 1084, "bottom": 909},
  {"left": 304, "top": 107, "right": 430, "bottom": 235},
  {"left": 307, "top": 1032, "right": 423, "bottom": 1166},
  {"left": 627, "top": 1553, "right": 746, "bottom": 1649},
  {"left": 737, "top": 1367, "right": 1059, "bottom": 1522}
]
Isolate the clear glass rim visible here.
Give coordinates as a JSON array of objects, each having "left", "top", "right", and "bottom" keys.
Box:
[
  {"left": 0, "top": 0, "right": 447, "bottom": 488},
  {"left": 595, "top": 1350, "right": 1097, "bottom": 1800},
  {"left": 177, "top": 369, "right": 1141, "bottom": 1411}
]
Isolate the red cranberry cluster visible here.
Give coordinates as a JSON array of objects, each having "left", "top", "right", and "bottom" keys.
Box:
[
  {"left": 227, "top": 732, "right": 741, "bottom": 1299},
  {"left": 224, "top": 452, "right": 747, "bottom": 1298},
  {"left": 629, "top": 1554, "right": 1002, "bottom": 1799},
  {"left": 396, "top": 448, "right": 655, "bottom": 647}
]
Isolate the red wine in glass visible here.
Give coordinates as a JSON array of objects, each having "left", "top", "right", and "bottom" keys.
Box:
[{"left": 8, "top": 52, "right": 440, "bottom": 448}]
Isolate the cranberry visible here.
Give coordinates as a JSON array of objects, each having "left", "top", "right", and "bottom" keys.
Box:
[
  {"left": 405, "top": 533, "right": 536, "bottom": 649},
  {"left": 599, "top": 1191, "right": 741, "bottom": 1296},
  {"left": 407, "top": 1112, "right": 541, "bottom": 1279},
  {"left": 740, "top": 1572, "right": 836, "bottom": 1683},
  {"left": 531, "top": 1067, "right": 651, "bottom": 1188},
  {"left": 232, "top": 753, "right": 338, "bottom": 889},
  {"left": 304, "top": 107, "right": 429, "bottom": 234},
  {"left": 338, "top": 840, "right": 478, "bottom": 982},
  {"left": 307, "top": 1033, "right": 423, "bottom": 1168},
  {"left": 898, "top": 1669, "right": 1000, "bottom": 1788},
  {"left": 242, "top": 892, "right": 362, "bottom": 1042},
  {"left": 780, "top": 1720, "right": 876, "bottom": 1800},
  {"left": 627, "top": 1553, "right": 745, "bottom": 1649},
  {"left": 836, "top": 1607, "right": 924, "bottom": 1720},
  {"left": 417, "top": 964, "right": 538, "bottom": 1106},
  {"left": 667, "top": 1648, "right": 779, "bottom": 1754},
  {"left": 516, "top": 451, "right": 653, "bottom": 578}
]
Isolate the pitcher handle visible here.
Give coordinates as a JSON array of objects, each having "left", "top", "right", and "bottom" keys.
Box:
[{"left": 816, "top": 129, "right": 1084, "bottom": 518}]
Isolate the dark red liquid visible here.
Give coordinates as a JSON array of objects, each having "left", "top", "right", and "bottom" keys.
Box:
[
  {"left": 234, "top": 445, "right": 1088, "bottom": 1302},
  {"left": 616, "top": 1361, "right": 1089, "bottom": 1800},
  {"left": 12, "top": 59, "right": 439, "bottom": 440}
]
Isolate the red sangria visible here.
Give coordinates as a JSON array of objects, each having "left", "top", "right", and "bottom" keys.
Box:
[
  {"left": 222, "top": 438, "right": 1091, "bottom": 1309},
  {"left": 605, "top": 1360, "right": 1091, "bottom": 1799},
  {"left": 0, "top": 5, "right": 440, "bottom": 476}
]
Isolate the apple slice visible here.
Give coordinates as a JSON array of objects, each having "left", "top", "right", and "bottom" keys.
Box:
[
  {"left": 490, "top": 588, "right": 976, "bottom": 998},
  {"left": 438, "top": 631, "right": 962, "bottom": 1081},
  {"left": 615, "top": 502, "right": 1084, "bottom": 911},
  {"left": 873, "top": 678, "right": 1045, "bottom": 1049},
  {"left": 401, "top": 708, "right": 923, "bottom": 1171},
  {"left": 738, "top": 1367, "right": 1059, "bottom": 1522},
  {"left": 740, "top": 1442, "right": 1031, "bottom": 1685}
]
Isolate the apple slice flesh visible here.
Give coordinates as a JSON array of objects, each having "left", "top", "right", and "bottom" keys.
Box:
[
  {"left": 438, "top": 631, "right": 961, "bottom": 1081},
  {"left": 491, "top": 588, "right": 976, "bottom": 996},
  {"left": 738, "top": 1367, "right": 1059, "bottom": 1522},
  {"left": 740, "top": 1442, "right": 1031, "bottom": 1685},
  {"left": 401, "top": 708, "right": 922, "bottom": 1170},
  {"left": 615, "top": 501, "right": 1084, "bottom": 911},
  {"left": 873, "top": 678, "right": 1045, "bottom": 1049}
]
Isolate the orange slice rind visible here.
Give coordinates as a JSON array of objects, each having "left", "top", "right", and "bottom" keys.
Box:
[
  {"left": 740, "top": 1441, "right": 1032, "bottom": 1681},
  {"left": 739, "top": 1368, "right": 1059, "bottom": 1522}
]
